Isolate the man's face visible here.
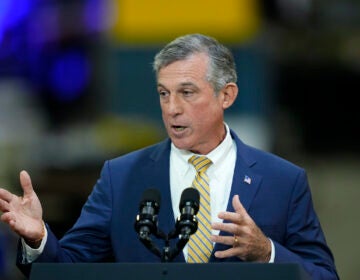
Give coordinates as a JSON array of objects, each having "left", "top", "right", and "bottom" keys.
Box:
[{"left": 157, "top": 52, "right": 227, "bottom": 155}]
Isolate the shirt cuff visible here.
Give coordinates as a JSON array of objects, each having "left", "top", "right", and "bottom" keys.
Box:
[
  {"left": 268, "top": 238, "right": 275, "bottom": 263},
  {"left": 21, "top": 224, "right": 48, "bottom": 264}
]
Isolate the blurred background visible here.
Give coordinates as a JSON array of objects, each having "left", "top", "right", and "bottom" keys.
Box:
[{"left": 0, "top": 0, "right": 359, "bottom": 279}]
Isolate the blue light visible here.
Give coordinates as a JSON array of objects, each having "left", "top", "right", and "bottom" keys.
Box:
[
  {"left": 0, "top": 0, "right": 32, "bottom": 42},
  {"left": 49, "top": 50, "right": 91, "bottom": 102},
  {"left": 84, "top": 0, "right": 108, "bottom": 33}
]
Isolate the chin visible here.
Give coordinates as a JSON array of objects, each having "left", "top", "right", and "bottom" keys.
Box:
[{"left": 171, "top": 140, "right": 192, "bottom": 151}]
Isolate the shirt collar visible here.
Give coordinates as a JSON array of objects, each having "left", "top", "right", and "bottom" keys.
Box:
[{"left": 171, "top": 123, "right": 233, "bottom": 176}]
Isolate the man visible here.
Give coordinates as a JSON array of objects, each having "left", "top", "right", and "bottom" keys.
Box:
[{"left": 0, "top": 34, "right": 338, "bottom": 279}]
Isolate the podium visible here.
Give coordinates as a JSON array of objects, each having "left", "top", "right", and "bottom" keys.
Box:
[{"left": 29, "top": 263, "right": 311, "bottom": 280}]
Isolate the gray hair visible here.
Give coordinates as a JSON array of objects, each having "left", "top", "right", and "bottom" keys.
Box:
[{"left": 153, "top": 33, "right": 237, "bottom": 94}]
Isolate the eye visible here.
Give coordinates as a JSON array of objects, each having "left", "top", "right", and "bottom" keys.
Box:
[
  {"left": 159, "top": 90, "right": 169, "bottom": 97},
  {"left": 183, "top": 90, "right": 193, "bottom": 97}
]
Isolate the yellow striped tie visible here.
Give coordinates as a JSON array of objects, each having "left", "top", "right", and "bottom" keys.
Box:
[{"left": 187, "top": 155, "right": 213, "bottom": 263}]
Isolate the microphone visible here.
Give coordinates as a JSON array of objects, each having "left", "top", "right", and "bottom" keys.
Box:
[
  {"left": 134, "top": 187, "right": 200, "bottom": 262},
  {"left": 134, "top": 188, "right": 161, "bottom": 239},
  {"left": 175, "top": 188, "right": 199, "bottom": 238}
]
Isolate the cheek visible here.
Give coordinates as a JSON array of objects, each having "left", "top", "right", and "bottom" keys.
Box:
[
  {"left": 192, "top": 106, "right": 220, "bottom": 127},
  {"left": 201, "top": 101, "right": 222, "bottom": 117},
  {"left": 160, "top": 104, "right": 168, "bottom": 117}
]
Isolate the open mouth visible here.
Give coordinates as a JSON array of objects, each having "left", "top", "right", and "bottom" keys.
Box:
[{"left": 173, "top": 126, "right": 186, "bottom": 132}]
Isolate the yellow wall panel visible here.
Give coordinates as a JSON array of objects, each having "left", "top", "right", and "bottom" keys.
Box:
[{"left": 109, "top": 0, "right": 261, "bottom": 44}]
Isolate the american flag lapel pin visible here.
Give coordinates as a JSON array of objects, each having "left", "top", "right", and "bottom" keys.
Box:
[{"left": 244, "top": 175, "right": 252, "bottom": 185}]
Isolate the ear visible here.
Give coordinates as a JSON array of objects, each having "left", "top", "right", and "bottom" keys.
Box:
[{"left": 220, "top": 82, "right": 238, "bottom": 109}]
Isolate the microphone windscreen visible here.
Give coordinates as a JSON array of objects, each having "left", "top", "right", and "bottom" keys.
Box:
[
  {"left": 179, "top": 188, "right": 200, "bottom": 213},
  {"left": 140, "top": 188, "right": 161, "bottom": 206}
]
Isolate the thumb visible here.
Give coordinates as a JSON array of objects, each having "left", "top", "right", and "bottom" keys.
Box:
[
  {"left": 232, "top": 194, "right": 247, "bottom": 215},
  {"left": 19, "top": 170, "right": 34, "bottom": 196}
]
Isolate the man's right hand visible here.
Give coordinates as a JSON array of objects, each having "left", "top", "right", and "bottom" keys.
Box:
[{"left": 0, "top": 170, "right": 44, "bottom": 246}]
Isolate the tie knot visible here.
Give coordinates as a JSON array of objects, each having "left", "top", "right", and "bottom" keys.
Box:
[{"left": 189, "top": 155, "right": 212, "bottom": 173}]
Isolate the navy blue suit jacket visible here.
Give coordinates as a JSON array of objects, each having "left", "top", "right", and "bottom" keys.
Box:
[{"left": 18, "top": 130, "right": 338, "bottom": 279}]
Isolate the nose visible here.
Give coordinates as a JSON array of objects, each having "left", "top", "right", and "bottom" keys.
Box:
[{"left": 167, "top": 94, "right": 183, "bottom": 116}]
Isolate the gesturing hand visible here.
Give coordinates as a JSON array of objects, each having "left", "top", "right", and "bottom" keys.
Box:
[
  {"left": 0, "top": 170, "right": 44, "bottom": 243},
  {"left": 211, "top": 195, "right": 271, "bottom": 262}
]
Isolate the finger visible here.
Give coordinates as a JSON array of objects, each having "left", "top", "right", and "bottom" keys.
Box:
[
  {"left": 232, "top": 195, "right": 256, "bottom": 226},
  {"left": 214, "top": 247, "right": 240, "bottom": 259},
  {"left": 217, "top": 195, "right": 248, "bottom": 222},
  {"left": 1, "top": 212, "right": 23, "bottom": 236},
  {"left": 232, "top": 195, "right": 247, "bottom": 215},
  {"left": 211, "top": 234, "right": 236, "bottom": 246},
  {"left": 8, "top": 217, "right": 19, "bottom": 233},
  {"left": 0, "top": 188, "right": 14, "bottom": 203},
  {"left": 0, "top": 198, "right": 10, "bottom": 212},
  {"left": 20, "top": 170, "right": 34, "bottom": 196},
  {"left": 212, "top": 221, "right": 238, "bottom": 234},
  {"left": 217, "top": 211, "right": 241, "bottom": 223},
  {"left": 1, "top": 211, "right": 15, "bottom": 224}
]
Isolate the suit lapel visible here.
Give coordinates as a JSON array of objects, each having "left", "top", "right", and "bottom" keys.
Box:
[
  {"left": 212, "top": 131, "right": 262, "bottom": 259},
  {"left": 226, "top": 160, "right": 262, "bottom": 213},
  {"left": 226, "top": 129, "right": 262, "bottom": 213}
]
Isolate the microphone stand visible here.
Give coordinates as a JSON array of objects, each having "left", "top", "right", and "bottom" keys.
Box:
[
  {"left": 137, "top": 229, "right": 162, "bottom": 259},
  {"left": 136, "top": 219, "right": 195, "bottom": 262},
  {"left": 137, "top": 228, "right": 191, "bottom": 262},
  {"left": 161, "top": 228, "right": 191, "bottom": 262}
]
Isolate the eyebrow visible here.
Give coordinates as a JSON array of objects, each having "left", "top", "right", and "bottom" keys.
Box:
[
  {"left": 179, "top": 82, "right": 197, "bottom": 87},
  {"left": 157, "top": 83, "right": 166, "bottom": 88},
  {"left": 157, "top": 82, "right": 199, "bottom": 90}
]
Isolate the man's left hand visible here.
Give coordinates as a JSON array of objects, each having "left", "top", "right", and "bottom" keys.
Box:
[{"left": 211, "top": 195, "right": 271, "bottom": 262}]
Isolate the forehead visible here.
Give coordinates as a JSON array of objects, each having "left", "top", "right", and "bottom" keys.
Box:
[{"left": 157, "top": 53, "right": 209, "bottom": 86}]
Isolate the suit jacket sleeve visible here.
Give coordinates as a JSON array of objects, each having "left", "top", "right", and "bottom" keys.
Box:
[{"left": 273, "top": 169, "right": 339, "bottom": 279}]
